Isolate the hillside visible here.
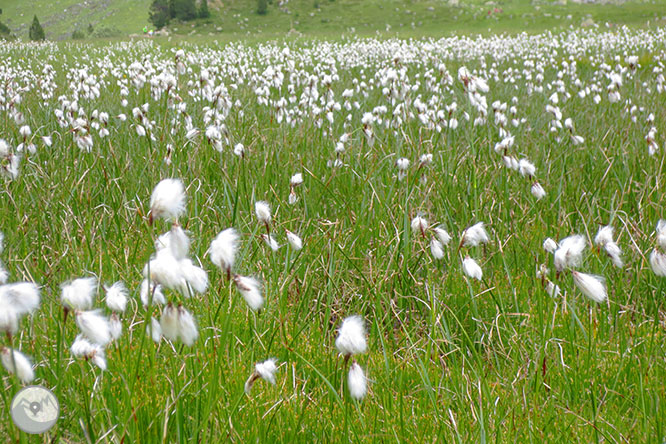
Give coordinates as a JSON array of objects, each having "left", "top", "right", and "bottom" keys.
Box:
[{"left": 1, "top": 0, "right": 666, "bottom": 41}]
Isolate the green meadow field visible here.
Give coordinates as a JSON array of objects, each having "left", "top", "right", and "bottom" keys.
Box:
[{"left": 1, "top": 1, "right": 666, "bottom": 443}]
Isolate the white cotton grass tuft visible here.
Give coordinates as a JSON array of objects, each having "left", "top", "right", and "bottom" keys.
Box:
[
  {"left": 657, "top": 220, "right": 666, "bottom": 250},
  {"left": 149, "top": 178, "right": 186, "bottom": 223},
  {"left": 75, "top": 310, "right": 111, "bottom": 346},
  {"left": 290, "top": 173, "right": 303, "bottom": 187},
  {"left": 209, "top": 228, "right": 239, "bottom": 278},
  {"left": 144, "top": 249, "right": 185, "bottom": 291},
  {"left": 572, "top": 271, "right": 607, "bottom": 303},
  {"left": 262, "top": 234, "right": 280, "bottom": 252},
  {"left": 109, "top": 314, "right": 122, "bottom": 341},
  {"left": 531, "top": 182, "right": 546, "bottom": 200},
  {"left": 411, "top": 216, "right": 428, "bottom": 235},
  {"left": 0, "top": 282, "right": 41, "bottom": 316},
  {"left": 180, "top": 258, "right": 209, "bottom": 295},
  {"left": 545, "top": 281, "right": 560, "bottom": 298},
  {"left": 233, "top": 275, "right": 264, "bottom": 311},
  {"left": 461, "top": 222, "right": 489, "bottom": 248},
  {"left": 245, "top": 358, "right": 279, "bottom": 394},
  {"left": 594, "top": 226, "right": 615, "bottom": 246},
  {"left": 462, "top": 256, "right": 483, "bottom": 280},
  {"left": 140, "top": 279, "right": 166, "bottom": 307},
  {"left": 553, "top": 235, "right": 586, "bottom": 272},
  {"left": 255, "top": 201, "right": 272, "bottom": 226},
  {"left": 0, "top": 305, "right": 18, "bottom": 335},
  {"left": 70, "top": 335, "right": 106, "bottom": 370},
  {"left": 430, "top": 238, "right": 444, "bottom": 259},
  {"left": 286, "top": 230, "right": 303, "bottom": 251},
  {"left": 61, "top": 277, "right": 97, "bottom": 311},
  {"left": 433, "top": 227, "right": 452, "bottom": 246},
  {"left": 104, "top": 281, "right": 128, "bottom": 313},
  {"left": 335, "top": 315, "right": 367, "bottom": 358},
  {"left": 649, "top": 249, "right": 666, "bottom": 276},
  {"left": 543, "top": 238, "right": 558, "bottom": 254},
  {"left": 593, "top": 225, "right": 622, "bottom": 267},
  {"left": 1, "top": 347, "right": 35, "bottom": 383},
  {"left": 155, "top": 225, "right": 190, "bottom": 259},
  {"left": 348, "top": 361, "right": 368, "bottom": 400},
  {"left": 148, "top": 317, "right": 162, "bottom": 343}
]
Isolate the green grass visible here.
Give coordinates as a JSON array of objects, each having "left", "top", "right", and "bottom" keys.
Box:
[
  {"left": 0, "top": 29, "right": 666, "bottom": 442},
  {"left": 2, "top": 0, "right": 666, "bottom": 41}
]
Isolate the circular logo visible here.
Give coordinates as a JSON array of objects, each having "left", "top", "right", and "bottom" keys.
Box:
[{"left": 10, "top": 386, "right": 59, "bottom": 434}]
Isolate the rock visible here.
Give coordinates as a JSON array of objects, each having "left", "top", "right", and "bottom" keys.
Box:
[
  {"left": 581, "top": 17, "right": 595, "bottom": 27},
  {"left": 449, "top": 0, "right": 459, "bottom": 6}
]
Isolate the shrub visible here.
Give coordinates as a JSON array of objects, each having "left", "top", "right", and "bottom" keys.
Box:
[
  {"left": 149, "top": 0, "right": 170, "bottom": 29},
  {"left": 257, "top": 0, "right": 268, "bottom": 15},
  {"left": 72, "top": 29, "right": 85, "bottom": 40},
  {"left": 91, "top": 25, "right": 121, "bottom": 38},
  {"left": 198, "top": 0, "right": 210, "bottom": 19},
  {"left": 29, "top": 15, "right": 45, "bottom": 41}
]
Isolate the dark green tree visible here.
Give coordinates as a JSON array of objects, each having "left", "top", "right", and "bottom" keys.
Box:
[
  {"left": 29, "top": 15, "right": 45, "bottom": 41},
  {"left": 149, "top": 0, "right": 170, "bottom": 28},
  {"left": 198, "top": 0, "right": 210, "bottom": 19},
  {"left": 257, "top": 0, "right": 268, "bottom": 15},
  {"left": 173, "top": 0, "right": 197, "bottom": 21}
]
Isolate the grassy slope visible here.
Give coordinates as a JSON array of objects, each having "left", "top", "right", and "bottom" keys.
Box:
[{"left": 2, "top": 0, "right": 666, "bottom": 41}]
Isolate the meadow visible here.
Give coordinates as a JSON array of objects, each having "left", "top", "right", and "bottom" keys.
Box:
[{"left": 1, "top": 27, "right": 666, "bottom": 442}]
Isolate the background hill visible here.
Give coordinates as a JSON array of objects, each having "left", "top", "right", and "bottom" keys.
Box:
[{"left": 1, "top": 0, "right": 666, "bottom": 41}]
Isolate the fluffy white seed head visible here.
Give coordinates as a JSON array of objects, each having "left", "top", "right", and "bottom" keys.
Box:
[
  {"left": 543, "top": 238, "right": 558, "bottom": 254},
  {"left": 462, "top": 256, "right": 483, "bottom": 280},
  {"left": 150, "top": 179, "right": 186, "bottom": 222},
  {"left": 155, "top": 225, "right": 190, "bottom": 260},
  {"left": 1, "top": 348, "right": 35, "bottom": 383},
  {"left": 209, "top": 228, "right": 240, "bottom": 274},
  {"left": 256, "top": 358, "right": 278, "bottom": 384},
  {"left": 656, "top": 220, "right": 666, "bottom": 250},
  {"left": 430, "top": 238, "right": 444, "bottom": 259},
  {"left": 0, "top": 304, "right": 18, "bottom": 335},
  {"left": 594, "top": 226, "right": 615, "bottom": 247},
  {"left": 160, "top": 304, "right": 180, "bottom": 342},
  {"left": 411, "top": 216, "right": 428, "bottom": 234},
  {"left": 572, "top": 271, "right": 607, "bottom": 304},
  {"left": 109, "top": 314, "right": 122, "bottom": 341},
  {"left": 61, "top": 277, "right": 97, "bottom": 311},
  {"left": 650, "top": 249, "right": 666, "bottom": 276},
  {"left": 518, "top": 158, "right": 536, "bottom": 177},
  {"left": 348, "top": 362, "right": 367, "bottom": 400},
  {"left": 180, "top": 258, "right": 209, "bottom": 296},
  {"left": 286, "top": 230, "right": 303, "bottom": 251},
  {"left": 104, "top": 281, "right": 128, "bottom": 313},
  {"left": 553, "top": 235, "right": 586, "bottom": 272},
  {"left": 177, "top": 305, "right": 199, "bottom": 346},
  {"left": 262, "top": 234, "right": 280, "bottom": 251},
  {"left": 461, "top": 222, "right": 489, "bottom": 247},
  {"left": 335, "top": 315, "right": 367, "bottom": 357},
  {"left": 531, "top": 182, "right": 546, "bottom": 200},
  {"left": 75, "top": 310, "right": 111, "bottom": 346},
  {"left": 149, "top": 317, "right": 162, "bottom": 343},
  {"left": 433, "top": 227, "right": 452, "bottom": 246},
  {"left": 603, "top": 242, "right": 623, "bottom": 268},
  {"left": 290, "top": 173, "right": 303, "bottom": 187},
  {"left": 0, "top": 282, "right": 40, "bottom": 316},
  {"left": 144, "top": 249, "right": 186, "bottom": 292},
  {"left": 233, "top": 275, "right": 264, "bottom": 311},
  {"left": 255, "top": 201, "right": 272, "bottom": 225},
  {"left": 140, "top": 279, "right": 166, "bottom": 307}
]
